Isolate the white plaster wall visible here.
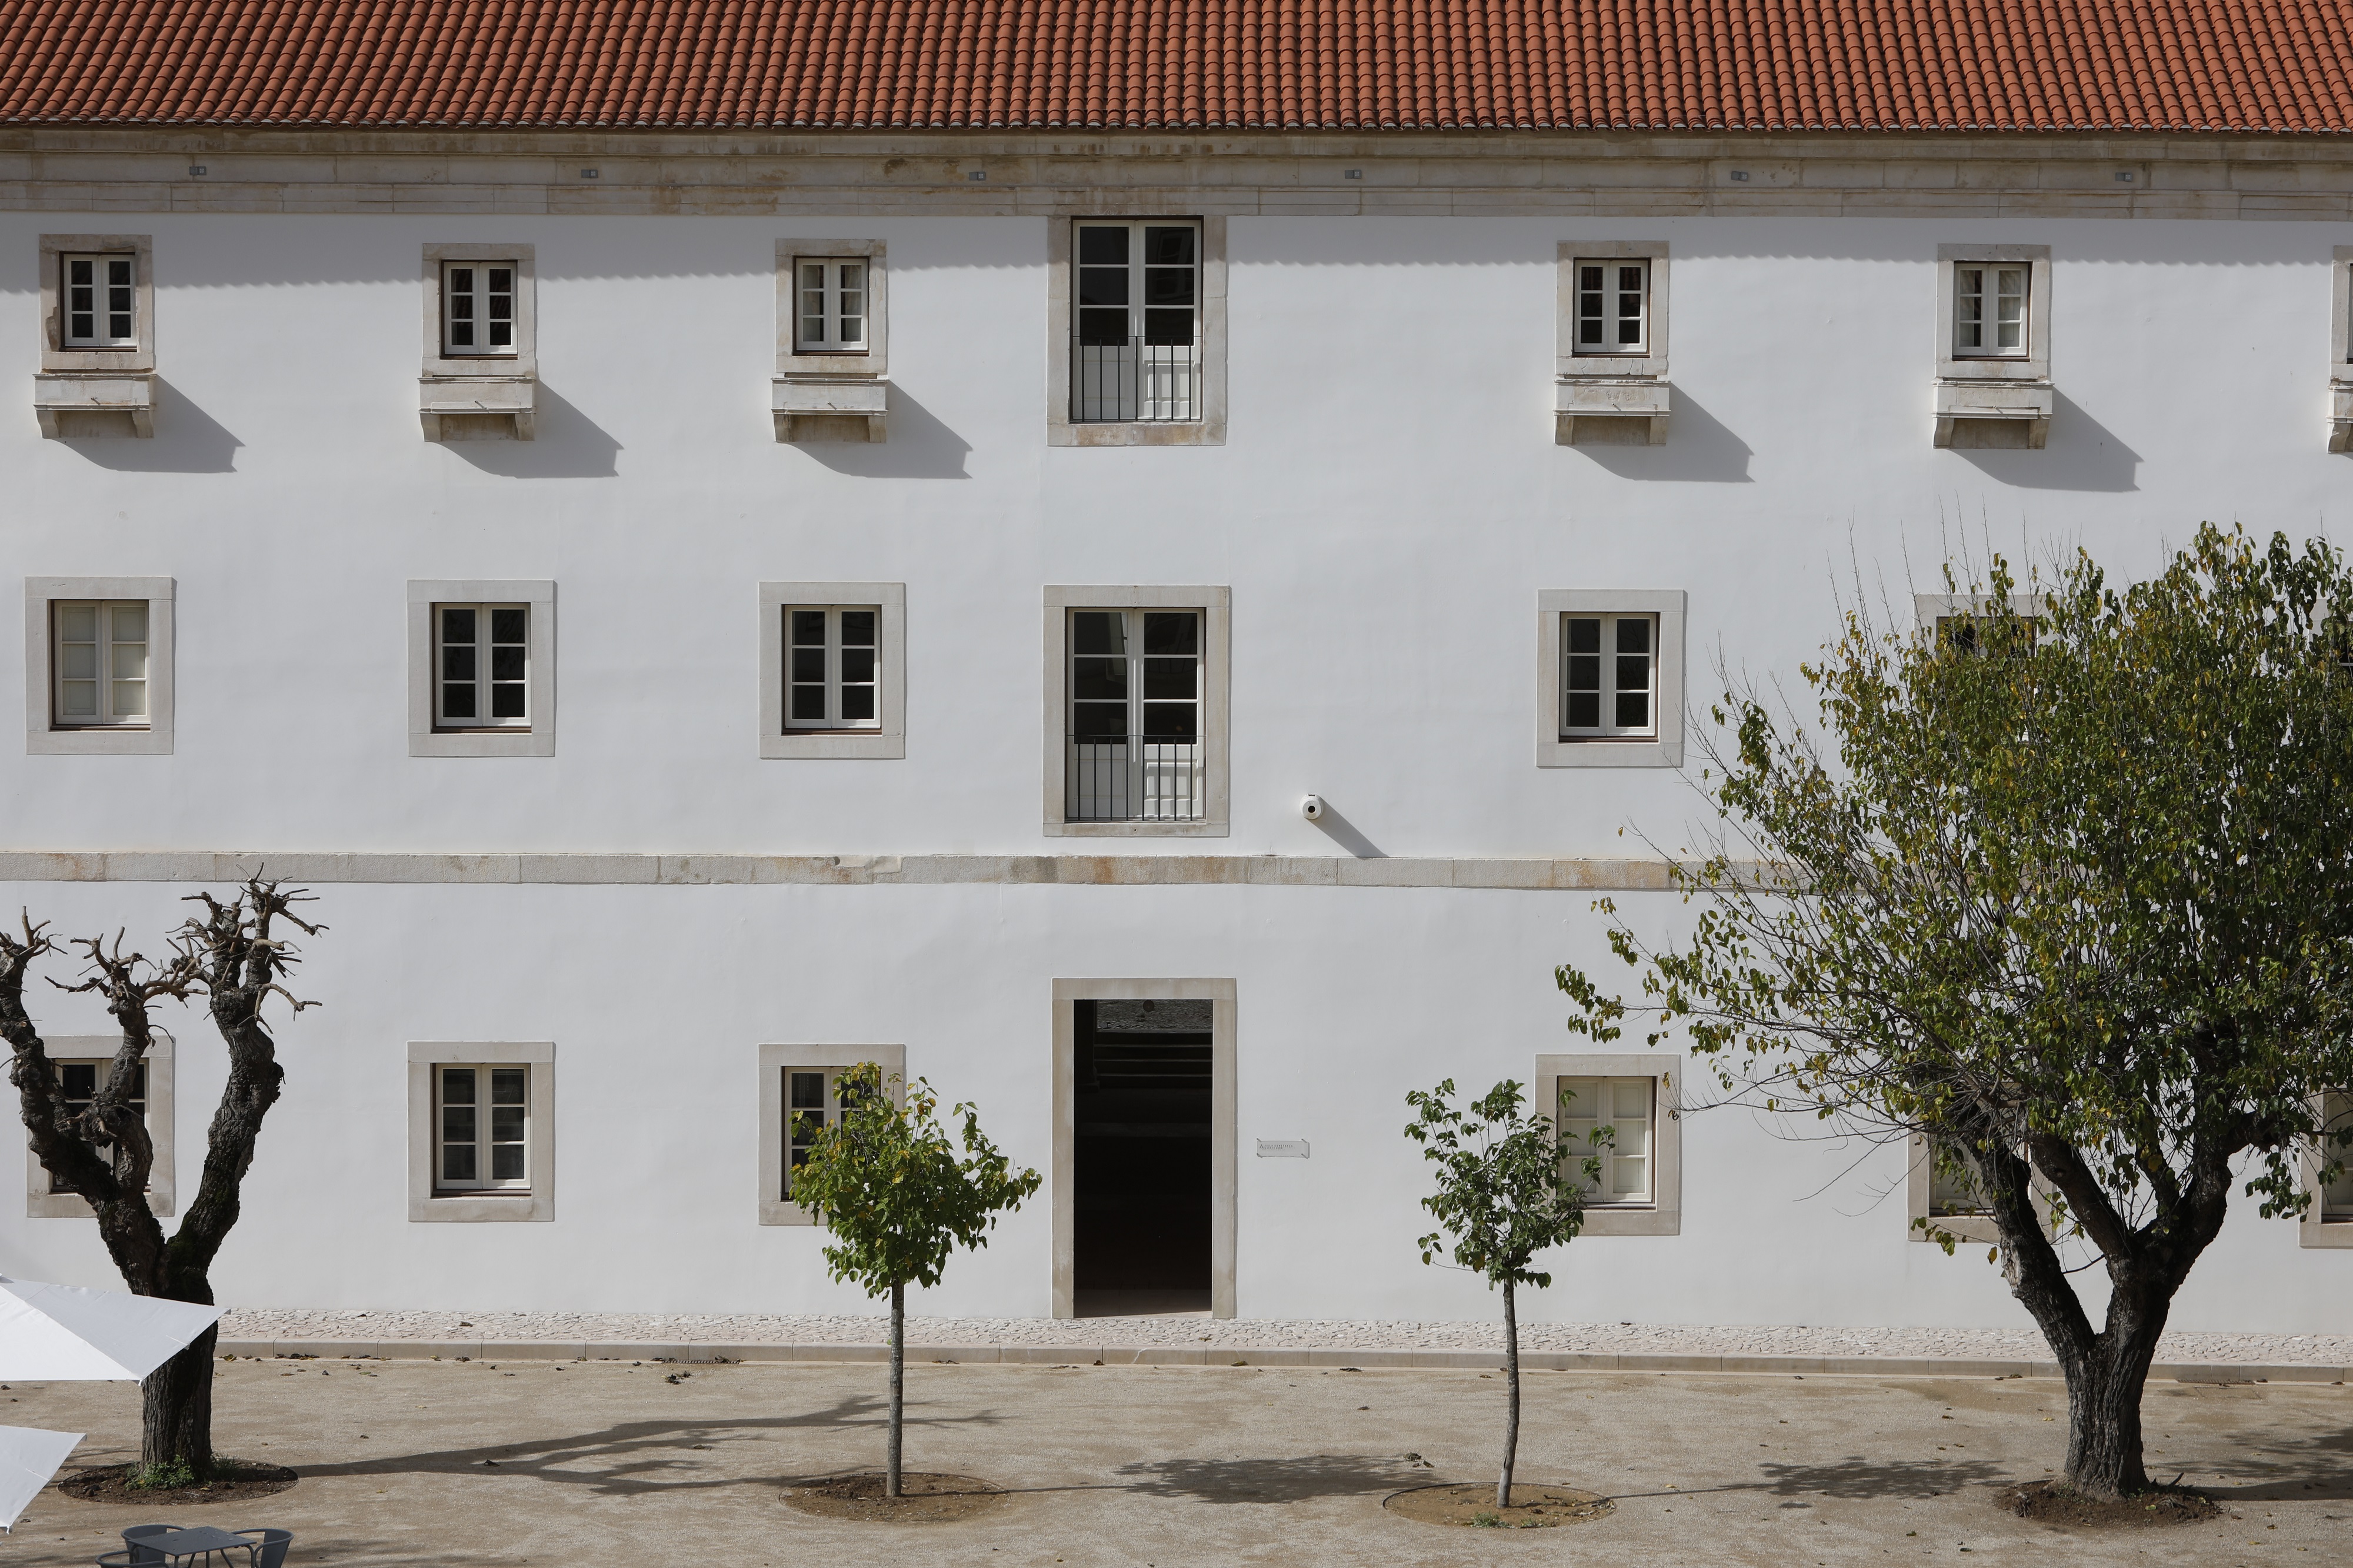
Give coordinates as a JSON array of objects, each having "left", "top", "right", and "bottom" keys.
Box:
[
  {"left": 0, "top": 879, "right": 2341, "bottom": 1333},
  {"left": 2, "top": 211, "right": 2350, "bottom": 1329}
]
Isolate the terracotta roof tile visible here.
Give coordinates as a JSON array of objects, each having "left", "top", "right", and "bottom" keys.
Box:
[{"left": 1, "top": 0, "right": 2349, "bottom": 134}]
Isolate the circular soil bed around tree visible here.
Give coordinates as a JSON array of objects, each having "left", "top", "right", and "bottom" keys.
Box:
[
  {"left": 59, "top": 1460, "right": 299, "bottom": 1507},
  {"left": 1383, "top": 1482, "right": 1614, "bottom": 1529},
  {"left": 1997, "top": 1479, "right": 2221, "bottom": 1527},
  {"left": 786, "top": 1472, "right": 1007, "bottom": 1523}
]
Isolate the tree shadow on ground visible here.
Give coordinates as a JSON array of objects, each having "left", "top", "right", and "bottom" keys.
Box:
[
  {"left": 1755, "top": 1456, "right": 2011, "bottom": 1499},
  {"left": 294, "top": 1394, "right": 1008, "bottom": 1497},
  {"left": 1114, "top": 1453, "right": 1438, "bottom": 1504},
  {"left": 2185, "top": 1423, "right": 2353, "bottom": 1501}
]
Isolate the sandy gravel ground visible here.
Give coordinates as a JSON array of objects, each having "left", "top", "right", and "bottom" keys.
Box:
[
  {"left": 6, "top": 1358, "right": 2346, "bottom": 1567},
  {"left": 216, "top": 1307, "right": 2353, "bottom": 1365}
]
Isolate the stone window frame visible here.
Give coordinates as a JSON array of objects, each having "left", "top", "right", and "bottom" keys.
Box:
[
  {"left": 756, "top": 1043, "right": 908, "bottom": 1226},
  {"left": 407, "top": 580, "right": 556, "bottom": 758},
  {"left": 420, "top": 243, "right": 538, "bottom": 442},
  {"left": 758, "top": 582, "right": 906, "bottom": 759},
  {"left": 39, "top": 233, "right": 155, "bottom": 374},
  {"left": 1046, "top": 216, "right": 1228, "bottom": 447},
  {"left": 1042, "top": 585, "right": 1231, "bottom": 836},
  {"left": 1532, "top": 1053, "right": 1682, "bottom": 1236},
  {"left": 1535, "top": 589, "right": 1685, "bottom": 769},
  {"left": 774, "top": 238, "right": 889, "bottom": 442},
  {"left": 1904, "top": 1133, "right": 2062, "bottom": 1246},
  {"left": 24, "top": 576, "right": 175, "bottom": 756},
  {"left": 1554, "top": 240, "right": 1671, "bottom": 446},
  {"left": 407, "top": 1042, "right": 554, "bottom": 1222},
  {"left": 1052, "top": 978, "right": 1236, "bottom": 1318},
  {"left": 24, "top": 1032, "right": 174, "bottom": 1219},
  {"left": 2327, "top": 246, "right": 2353, "bottom": 453},
  {"left": 1912, "top": 592, "right": 2044, "bottom": 642},
  {"left": 1936, "top": 243, "right": 2051, "bottom": 377},
  {"left": 2301, "top": 1089, "right": 2353, "bottom": 1249}
]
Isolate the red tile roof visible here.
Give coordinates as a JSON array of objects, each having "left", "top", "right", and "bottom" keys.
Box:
[{"left": 2, "top": 1, "right": 2349, "bottom": 134}]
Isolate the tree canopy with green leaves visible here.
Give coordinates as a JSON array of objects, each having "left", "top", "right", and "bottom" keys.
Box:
[
  {"left": 791, "top": 1064, "right": 1039, "bottom": 1497},
  {"left": 1558, "top": 525, "right": 2353, "bottom": 1499},
  {"left": 1406, "top": 1077, "right": 1597, "bottom": 1509}
]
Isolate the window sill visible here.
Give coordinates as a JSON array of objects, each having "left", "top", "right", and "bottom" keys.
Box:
[
  {"left": 764, "top": 730, "right": 904, "bottom": 760},
  {"left": 1579, "top": 1204, "right": 1679, "bottom": 1237},
  {"left": 1555, "top": 373, "right": 1669, "bottom": 446},
  {"left": 2299, "top": 1215, "right": 2353, "bottom": 1249},
  {"left": 30, "top": 724, "right": 169, "bottom": 756},
  {"left": 1915, "top": 1213, "right": 2005, "bottom": 1245},
  {"left": 421, "top": 373, "right": 536, "bottom": 442},
  {"left": 1537, "top": 736, "right": 1683, "bottom": 769},
  {"left": 411, "top": 727, "right": 552, "bottom": 759},
  {"left": 34, "top": 371, "right": 156, "bottom": 439},
  {"left": 1047, "top": 819, "right": 1231, "bottom": 838},
  {"left": 411, "top": 1190, "right": 551, "bottom": 1223},
  {"left": 27, "top": 1189, "right": 171, "bottom": 1220},
  {"left": 773, "top": 374, "right": 887, "bottom": 443},
  {"left": 759, "top": 1197, "right": 822, "bottom": 1226},
  {"left": 1932, "top": 377, "right": 2051, "bottom": 449},
  {"left": 1049, "top": 419, "right": 1225, "bottom": 449}
]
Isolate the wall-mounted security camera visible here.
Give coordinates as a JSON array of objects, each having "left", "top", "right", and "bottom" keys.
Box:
[{"left": 1301, "top": 795, "right": 1325, "bottom": 822}]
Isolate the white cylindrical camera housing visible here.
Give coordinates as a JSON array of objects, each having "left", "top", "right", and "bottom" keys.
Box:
[{"left": 1301, "top": 795, "right": 1325, "bottom": 820}]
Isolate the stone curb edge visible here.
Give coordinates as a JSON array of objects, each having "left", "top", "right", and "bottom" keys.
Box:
[{"left": 213, "top": 1340, "right": 2352, "bottom": 1382}]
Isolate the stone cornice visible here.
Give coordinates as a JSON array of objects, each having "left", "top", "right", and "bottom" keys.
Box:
[
  {"left": 0, "top": 850, "right": 1724, "bottom": 891},
  {"left": 2, "top": 126, "right": 2347, "bottom": 220}
]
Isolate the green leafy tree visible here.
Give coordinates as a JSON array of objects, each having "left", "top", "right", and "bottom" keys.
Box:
[
  {"left": 1558, "top": 526, "right": 2353, "bottom": 1499},
  {"left": 1406, "top": 1077, "right": 1598, "bottom": 1509},
  {"left": 792, "top": 1064, "right": 1040, "bottom": 1497}
]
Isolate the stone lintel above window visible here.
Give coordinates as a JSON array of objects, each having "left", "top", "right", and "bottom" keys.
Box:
[{"left": 1555, "top": 241, "right": 1669, "bottom": 447}]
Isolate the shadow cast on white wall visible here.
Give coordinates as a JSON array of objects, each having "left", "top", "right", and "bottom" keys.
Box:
[
  {"left": 439, "top": 383, "right": 621, "bottom": 479},
  {"left": 1307, "top": 799, "right": 1387, "bottom": 859},
  {"left": 1948, "top": 390, "right": 2140, "bottom": 493},
  {"left": 792, "top": 384, "right": 972, "bottom": 480},
  {"left": 49, "top": 376, "right": 242, "bottom": 474},
  {"left": 1572, "top": 385, "right": 1754, "bottom": 484}
]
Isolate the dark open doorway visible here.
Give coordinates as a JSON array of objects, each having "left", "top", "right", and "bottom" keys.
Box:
[{"left": 1074, "top": 997, "right": 1212, "bottom": 1317}]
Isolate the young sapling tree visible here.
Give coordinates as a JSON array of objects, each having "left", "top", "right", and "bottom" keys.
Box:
[
  {"left": 791, "top": 1063, "right": 1040, "bottom": 1497},
  {"left": 1, "top": 878, "right": 323, "bottom": 1484},
  {"left": 1406, "top": 1077, "right": 1599, "bottom": 1510}
]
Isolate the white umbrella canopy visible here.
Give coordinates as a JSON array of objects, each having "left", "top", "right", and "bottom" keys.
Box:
[
  {"left": 0, "top": 1276, "right": 224, "bottom": 1382},
  {"left": 0, "top": 1426, "right": 82, "bottom": 1531}
]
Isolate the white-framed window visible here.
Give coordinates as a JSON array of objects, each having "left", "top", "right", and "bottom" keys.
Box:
[
  {"left": 407, "top": 581, "right": 555, "bottom": 758},
  {"left": 1560, "top": 613, "right": 1658, "bottom": 739},
  {"left": 1557, "top": 1077, "right": 1654, "bottom": 1206},
  {"left": 434, "top": 1065, "right": 531, "bottom": 1193},
  {"left": 1072, "top": 219, "right": 1203, "bottom": 424},
  {"left": 25, "top": 1033, "right": 176, "bottom": 1220},
  {"left": 441, "top": 261, "right": 519, "bottom": 357},
  {"left": 51, "top": 600, "right": 149, "bottom": 728},
  {"left": 1533, "top": 1054, "right": 1681, "bottom": 1236},
  {"left": 407, "top": 1043, "right": 554, "bottom": 1222},
  {"left": 25, "top": 578, "right": 174, "bottom": 756},
  {"left": 1905, "top": 1131, "right": 2047, "bottom": 1245},
  {"left": 794, "top": 258, "right": 869, "bottom": 353},
  {"left": 1572, "top": 258, "right": 1649, "bottom": 356},
  {"left": 1927, "top": 1140, "right": 1992, "bottom": 1217},
  {"left": 786, "top": 606, "right": 881, "bottom": 730},
  {"left": 1537, "top": 590, "right": 1684, "bottom": 768},
  {"left": 1952, "top": 261, "right": 2028, "bottom": 358},
  {"left": 1066, "top": 607, "right": 1204, "bottom": 824},
  {"left": 433, "top": 603, "right": 530, "bottom": 729},
  {"left": 759, "top": 1045, "right": 906, "bottom": 1225},
  {"left": 60, "top": 253, "right": 137, "bottom": 349}
]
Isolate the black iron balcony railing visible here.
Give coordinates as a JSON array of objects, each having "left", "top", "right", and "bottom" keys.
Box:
[{"left": 1066, "top": 734, "right": 1205, "bottom": 822}]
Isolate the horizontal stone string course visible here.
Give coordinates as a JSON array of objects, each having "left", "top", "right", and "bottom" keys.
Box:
[
  {"left": 0, "top": 851, "right": 1750, "bottom": 892},
  {"left": 211, "top": 1339, "right": 2350, "bottom": 1382}
]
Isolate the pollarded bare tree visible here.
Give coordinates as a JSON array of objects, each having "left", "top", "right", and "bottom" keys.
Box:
[{"left": 0, "top": 878, "right": 322, "bottom": 1484}]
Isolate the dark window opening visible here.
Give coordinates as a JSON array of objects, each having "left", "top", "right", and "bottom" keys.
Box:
[{"left": 1074, "top": 998, "right": 1212, "bottom": 1316}]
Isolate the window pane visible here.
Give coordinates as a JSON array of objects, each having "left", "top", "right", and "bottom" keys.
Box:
[
  {"left": 790, "top": 1071, "right": 826, "bottom": 1109},
  {"left": 491, "top": 1067, "right": 526, "bottom": 1104},
  {"left": 839, "top": 647, "right": 876, "bottom": 685},
  {"left": 491, "top": 645, "right": 525, "bottom": 682},
  {"left": 442, "top": 1105, "right": 476, "bottom": 1143},
  {"left": 1567, "top": 691, "right": 1601, "bottom": 728},
  {"left": 1615, "top": 618, "right": 1651, "bottom": 655},
  {"left": 1078, "top": 227, "right": 1129, "bottom": 266},
  {"left": 839, "top": 610, "right": 876, "bottom": 646},
  {"left": 1612, "top": 1080, "right": 1649, "bottom": 1119},
  {"left": 1615, "top": 690, "right": 1650, "bottom": 728},
  {"left": 1071, "top": 702, "right": 1128, "bottom": 739},
  {"left": 1566, "top": 618, "right": 1601, "bottom": 655},
  {"left": 1076, "top": 265, "right": 1130, "bottom": 306},
  {"left": 111, "top": 680, "right": 146, "bottom": 718},
  {"left": 789, "top": 648, "right": 825, "bottom": 683},
  {"left": 1071, "top": 656, "right": 1128, "bottom": 700},
  {"left": 1142, "top": 656, "right": 1195, "bottom": 699},
  {"left": 791, "top": 610, "right": 826, "bottom": 646},
  {"left": 491, "top": 606, "right": 526, "bottom": 643},
  {"left": 1078, "top": 307, "right": 1129, "bottom": 347},
  {"left": 1142, "top": 612, "right": 1198, "bottom": 655},
  {"left": 61, "top": 1063, "right": 96, "bottom": 1100},
  {"left": 442, "top": 646, "right": 477, "bottom": 680},
  {"left": 489, "top": 682, "right": 526, "bottom": 719},
  {"left": 1072, "top": 612, "right": 1125, "bottom": 656},
  {"left": 59, "top": 642, "right": 96, "bottom": 680},
  {"left": 442, "top": 1143, "right": 477, "bottom": 1182},
  {"left": 1615, "top": 655, "right": 1650, "bottom": 690},
  {"left": 442, "top": 1068, "right": 476, "bottom": 1104},
  {"left": 441, "top": 684, "right": 478, "bottom": 719},
  {"left": 789, "top": 686, "right": 826, "bottom": 721},
  {"left": 442, "top": 606, "right": 475, "bottom": 643},
  {"left": 111, "top": 603, "right": 145, "bottom": 642},
  {"left": 840, "top": 685, "right": 876, "bottom": 722},
  {"left": 59, "top": 604, "right": 96, "bottom": 642},
  {"left": 1141, "top": 702, "right": 1197, "bottom": 739},
  {"left": 490, "top": 1143, "right": 527, "bottom": 1180}
]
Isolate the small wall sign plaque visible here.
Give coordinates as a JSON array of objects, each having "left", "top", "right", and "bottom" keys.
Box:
[{"left": 1255, "top": 1139, "right": 1309, "bottom": 1159}]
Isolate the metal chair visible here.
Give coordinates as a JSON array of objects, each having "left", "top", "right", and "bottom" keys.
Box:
[
  {"left": 94, "top": 1553, "right": 139, "bottom": 1568},
  {"left": 235, "top": 1529, "right": 292, "bottom": 1568},
  {"left": 121, "top": 1524, "right": 183, "bottom": 1564}
]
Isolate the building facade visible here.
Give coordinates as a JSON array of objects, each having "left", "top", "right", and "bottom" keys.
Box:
[{"left": 3, "top": 1, "right": 2352, "bottom": 1332}]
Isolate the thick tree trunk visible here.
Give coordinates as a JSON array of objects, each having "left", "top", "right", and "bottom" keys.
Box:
[
  {"left": 1496, "top": 1277, "right": 1520, "bottom": 1511},
  {"left": 2052, "top": 1295, "right": 2165, "bottom": 1498},
  {"left": 887, "top": 1280, "right": 904, "bottom": 1499},
  {"left": 141, "top": 1323, "right": 217, "bottom": 1479}
]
